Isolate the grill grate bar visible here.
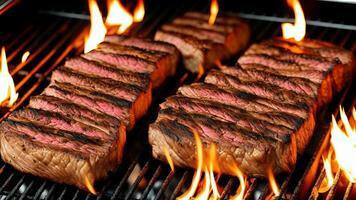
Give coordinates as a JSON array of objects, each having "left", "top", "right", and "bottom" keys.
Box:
[
  {"left": 125, "top": 159, "right": 152, "bottom": 199},
  {"left": 343, "top": 182, "right": 354, "bottom": 200},
  {"left": 140, "top": 164, "right": 162, "bottom": 200},
  {"left": 170, "top": 171, "right": 190, "bottom": 200},
  {"left": 4, "top": 25, "right": 34, "bottom": 50}
]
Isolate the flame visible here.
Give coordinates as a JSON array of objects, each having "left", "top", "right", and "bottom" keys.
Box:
[
  {"left": 195, "top": 64, "right": 205, "bottom": 81},
  {"left": 267, "top": 167, "right": 280, "bottom": 197},
  {"left": 177, "top": 130, "right": 203, "bottom": 200},
  {"left": 281, "top": 0, "right": 306, "bottom": 41},
  {"left": 208, "top": 0, "right": 219, "bottom": 25},
  {"left": 230, "top": 164, "right": 246, "bottom": 200},
  {"left": 209, "top": 144, "right": 220, "bottom": 199},
  {"left": 319, "top": 149, "right": 334, "bottom": 193},
  {"left": 163, "top": 146, "right": 175, "bottom": 172},
  {"left": 106, "top": 0, "right": 133, "bottom": 34},
  {"left": 84, "top": 175, "right": 97, "bottom": 195},
  {"left": 0, "top": 47, "right": 18, "bottom": 107},
  {"left": 330, "top": 107, "right": 356, "bottom": 182},
  {"left": 133, "top": 0, "right": 145, "bottom": 22},
  {"left": 21, "top": 51, "right": 30, "bottom": 63},
  {"left": 84, "top": 0, "right": 107, "bottom": 53},
  {"left": 195, "top": 167, "right": 211, "bottom": 200}
]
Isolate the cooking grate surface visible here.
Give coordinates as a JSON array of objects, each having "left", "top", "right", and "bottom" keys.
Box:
[{"left": 0, "top": 1, "right": 355, "bottom": 199}]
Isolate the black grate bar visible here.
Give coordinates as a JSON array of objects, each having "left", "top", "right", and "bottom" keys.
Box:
[
  {"left": 154, "top": 170, "right": 175, "bottom": 200},
  {"left": 140, "top": 164, "right": 162, "bottom": 200}
]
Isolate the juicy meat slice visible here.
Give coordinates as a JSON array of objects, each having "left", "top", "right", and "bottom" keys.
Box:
[
  {"left": 65, "top": 56, "right": 151, "bottom": 88},
  {"left": 149, "top": 118, "right": 296, "bottom": 177},
  {"left": 9, "top": 108, "right": 111, "bottom": 140},
  {"left": 83, "top": 50, "right": 156, "bottom": 74},
  {"left": 155, "top": 11, "right": 250, "bottom": 72},
  {"left": 96, "top": 42, "right": 176, "bottom": 88},
  {"left": 29, "top": 95, "right": 120, "bottom": 135},
  {"left": 104, "top": 35, "right": 180, "bottom": 77},
  {"left": 205, "top": 69, "right": 314, "bottom": 108},
  {"left": 159, "top": 107, "right": 292, "bottom": 142},
  {"left": 42, "top": 81, "right": 135, "bottom": 128},
  {"left": 0, "top": 118, "right": 125, "bottom": 191},
  {"left": 52, "top": 67, "right": 152, "bottom": 123},
  {"left": 161, "top": 95, "right": 302, "bottom": 130},
  {"left": 221, "top": 66, "right": 319, "bottom": 97},
  {"left": 178, "top": 83, "right": 309, "bottom": 119}
]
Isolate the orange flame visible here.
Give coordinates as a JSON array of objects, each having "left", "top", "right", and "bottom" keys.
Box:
[
  {"left": 195, "top": 167, "right": 211, "bottom": 200},
  {"left": 282, "top": 0, "right": 306, "bottom": 41},
  {"left": 330, "top": 107, "right": 356, "bottom": 182},
  {"left": 267, "top": 167, "right": 280, "bottom": 197},
  {"left": 208, "top": 0, "right": 219, "bottom": 25},
  {"left": 177, "top": 130, "right": 203, "bottom": 200},
  {"left": 84, "top": 175, "right": 97, "bottom": 195},
  {"left": 84, "top": 0, "right": 107, "bottom": 53},
  {"left": 209, "top": 144, "right": 220, "bottom": 199},
  {"left": 0, "top": 47, "right": 18, "bottom": 107},
  {"left": 195, "top": 64, "right": 205, "bottom": 81},
  {"left": 319, "top": 149, "right": 334, "bottom": 193},
  {"left": 163, "top": 146, "right": 175, "bottom": 172},
  {"left": 21, "top": 51, "right": 30, "bottom": 63},
  {"left": 106, "top": 0, "right": 133, "bottom": 34},
  {"left": 230, "top": 164, "right": 247, "bottom": 200},
  {"left": 133, "top": 0, "right": 145, "bottom": 22}
]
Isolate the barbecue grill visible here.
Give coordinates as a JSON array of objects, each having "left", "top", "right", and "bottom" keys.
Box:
[{"left": 0, "top": 0, "right": 355, "bottom": 199}]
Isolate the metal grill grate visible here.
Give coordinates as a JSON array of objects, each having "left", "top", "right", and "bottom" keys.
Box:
[{"left": 0, "top": 1, "right": 355, "bottom": 199}]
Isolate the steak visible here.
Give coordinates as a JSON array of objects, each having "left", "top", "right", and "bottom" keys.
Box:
[
  {"left": 0, "top": 119, "right": 125, "bottom": 191},
  {"left": 0, "top": 36, "right": 176, "bottom": 191},
  {"left": 155, "top": 11, "right": 250, "bottom": 72},
  {"left": 149, "top": 38, "right": 354, "bottom": 177}
]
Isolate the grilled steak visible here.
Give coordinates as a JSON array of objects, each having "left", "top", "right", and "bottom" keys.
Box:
[
  {"left": 149, "top": 38, "right": 354, "bottom": 177},
  {"left": 155, "top": 11, "right": 250, "bottom": 72},
  {"left": 0, "top": 118, "right": 125, "bottom": 191},
  {"left": 0, "top": 36, "right": 178, "bottom": 191},
  {"left": 84, "top": 37, "right": 179, "bottom": 88}
]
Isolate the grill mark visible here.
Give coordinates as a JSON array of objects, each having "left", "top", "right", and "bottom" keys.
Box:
[
  {"left": 65, "top": 56, "right": 150, "bottom": 88},
  {"left": 159, "top": 107, "right": 290, "bottom": 142},
  {"left": 205, "top": 70, "right": 313, "bottom": 106},
  {"left": 53, "top": 66, "right": 143, "bottom": 101},
  {"left": 104, "top": 35, "right": 178, "bottom": 55},
  {"left": 29, "top": 95, "right": 119, "bottom": 134},
  {"left": 161, "top": 23, "right": 226, "bottom": 44},
  {"left": 162, "top": 95, "right": 302, "bottom": 130},
  {"left": 83, "top": 50, "right": 157, "bottom": 73},
  {"left": 221, "top": 66, "right": 318, "bottom": 96},
  {"left": 247, "top": 43, "right": 339, "bottom": 70},
  {"left": 9, "top": 108, "right": 111, "bottom": 141},
  {"left": 179, "top": 83, "right": 308, "bottom": 118},
  {"left": 3, "top": 120, "right": 102, "bottom": 146},
  {"left": 184, "top": 12, "right": 242, "bottom": 25},
  {"left": 98, "top": 42, "right": 168, "bottom": 62},
  {"left": 172, "top": 17, "right": 235, "bottom": 33}
]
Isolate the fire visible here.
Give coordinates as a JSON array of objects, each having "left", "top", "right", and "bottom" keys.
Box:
[
  {"left": 84, "top": 175, "right": 97, "bottom": 195},
  {"left": 177, "top": 130, "right": 246, "bottom": 200},
  {"left": 281, "top": 0, "right": 306, "bottom": 41},
  {"left": 177, "top": 130, "right": 203, "bottom": 200},
  {"left": 230, "top": 164, "right": 246, "bottom": 200},
  {"left": 330, "top": 107, "right": 356, "bottom": 182},
  {"left": 319, "top": 149, "right": 334, "bottom": 193},
  {"left": 163, "top": 146, "right": 175, "bottom": 172},
  {"left": 208, "top": 0, "right": 219, "bottom": 25},
  {"left": 21, "top": 51, "right": 30, "bottom": 63},
  {"left": 84, "top": 0, "right": 107, "bottom": 53},
  {"left": 0, "top": 47, "right": 18, "bottom": 107},
  {"left": 133, "top": 0, "right": 145, "bottom": 22},
  {"left": 267, "top": 167, "right": 280, "bottom": 197},
  {"left": 195, "top": 64, "right": 205, "bottom": 81},
  {"left": 106, "top": 0, "right": 133, "bottom": 34}
]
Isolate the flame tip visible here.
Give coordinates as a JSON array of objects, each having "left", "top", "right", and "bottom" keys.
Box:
[
  {"left": 282, "top": 0, "right": 306, "bottom": 41},
  {"left": 0, "top": 47, "right": 18, "bottom": 107}
]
